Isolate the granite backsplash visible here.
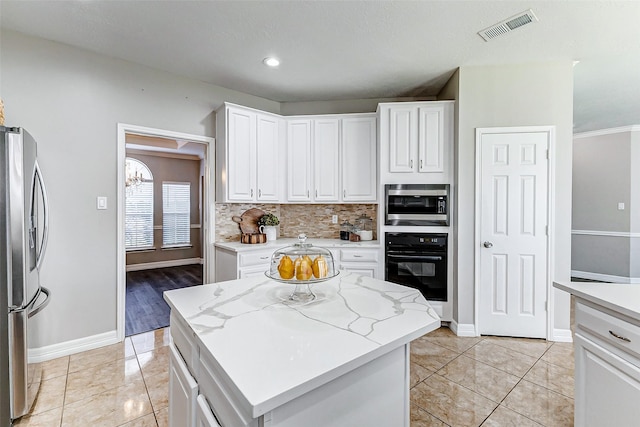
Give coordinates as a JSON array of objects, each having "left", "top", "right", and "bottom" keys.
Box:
[{"left": 215, "top": 203, "right": 378, "bottom": 242}]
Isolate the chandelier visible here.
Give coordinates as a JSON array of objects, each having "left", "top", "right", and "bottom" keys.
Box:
[{"left": 125, "top": 157, "right": 149, "bottom": 190}]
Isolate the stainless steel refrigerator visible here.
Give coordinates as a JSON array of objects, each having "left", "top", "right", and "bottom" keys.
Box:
[{"left": 1, "top": 126, "right": 51, "bottom": 424}]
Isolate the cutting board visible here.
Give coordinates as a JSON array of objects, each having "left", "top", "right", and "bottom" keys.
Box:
[{"left": 232, "top": 208, "right": 265, "bottom": 234}]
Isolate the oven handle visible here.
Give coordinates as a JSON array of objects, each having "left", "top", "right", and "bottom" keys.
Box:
[{"left": 387, "top": 254, "right": 444, "bottom": 262}]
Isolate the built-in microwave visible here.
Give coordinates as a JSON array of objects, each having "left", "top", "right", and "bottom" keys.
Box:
[{"left": 385, "top": 184, "right": 449, "bottom": 226}]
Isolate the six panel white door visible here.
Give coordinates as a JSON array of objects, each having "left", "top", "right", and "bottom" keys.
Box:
[{"left": 479, "top": 130, "right": 549, "bottom": 338}]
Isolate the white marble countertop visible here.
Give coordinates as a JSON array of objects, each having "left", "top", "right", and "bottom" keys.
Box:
[
  {"left": 215, "top": 237, "right": 381, "bottom": 252},
  {"left": 553, "top": 281, "right": 640, "bottom": 321},
  {"left": 164, "top": 272, "right": 439, "bottom": 417}
]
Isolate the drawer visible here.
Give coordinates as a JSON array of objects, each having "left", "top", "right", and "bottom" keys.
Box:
[
  {"left": 340, "top": 249, "right": 379, "bottom": 263},
  {"left": 239, "top": 250, "right": 272, "bottom": 267},
  {"left": 170, "top": 312, "right": 199, "bottom": 376},
  {"left": 576, "top": 300, "right": 640, "bottom": 358}
]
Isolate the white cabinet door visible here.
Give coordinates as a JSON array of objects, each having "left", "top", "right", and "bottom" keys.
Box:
[
  {"left": 418, "top": 106, "right": 444, "bottom": 173},
  {"left": 575, "top": 333, "right": 640, "bottom": 427},
  {"left": 342, "top": 116, "right": 377, "bottom": 202},
  {"left": 287, "top": 120, "right": 312, "bottom": 202},
  {"left": 313, "top": 118, "right": 340, "bottom": 202},
  {"left": 388, "top": 107, "right": 416, "bottom": 173},
  {"left": 256, "top": 114, "right": 281, "bottom": 201},
  {"left": 196, "top": 395, "right": 222, "bottom": 427},
  {"left": 169, "top": 344, "right": 198, "bottom": 427},
  {"left": 227, "top": 108, "right": 256, "bottom": 201}
]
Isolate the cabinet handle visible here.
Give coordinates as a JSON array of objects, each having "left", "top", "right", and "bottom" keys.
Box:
[
  {"left": 251, "top": 189, "right": 254, "bottom": 197},
  {"left": 609, "top": 330, "right": 631, "bottom": 343},
  {"left": 343, "top": 189, "right": 346, "bottom": 198},
  {"left": 410, "top": 159, "right": 413, "bottom": 168},
  {"left": 259, "top": 256, "right": 269, "bottom": 260},
  {"left": 307, "top": 189, "right": 310, "bottom": 198},
  {"left": 315, "top": 189, "right": 318, "bottom": 198},
  {"left": 353, "top": 254, "right": 362, "bottom": 258},
  {"left": 420, "top": 159, "right": 423, "bottom": 169},
  {"left": 259, "top": 189, "right": 262, "bottom": 197}
]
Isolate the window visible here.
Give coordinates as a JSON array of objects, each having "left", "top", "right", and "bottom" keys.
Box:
[
  {"left": 163, "top": 182, "right": 191, "bottom": 247},
  {"left": 125, "top": 158, "right": 154, "bottom": 249}
]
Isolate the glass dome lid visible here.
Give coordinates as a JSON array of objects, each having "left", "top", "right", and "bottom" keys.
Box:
[{"left": 266, "top": 234, "right": 338, "bottom": 283}]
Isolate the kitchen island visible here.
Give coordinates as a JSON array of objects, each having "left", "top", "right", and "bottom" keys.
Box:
[
  {"left": 553, "top": 281, "right": 640, "bottom": 427},
  {"left": 164, "top": 272, "right": 440, "bottom": 427}
]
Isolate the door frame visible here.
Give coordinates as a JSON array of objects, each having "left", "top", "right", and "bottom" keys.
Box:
[
  {"left": 116, "top": 123, "right": 215, "bottom": 342},
  {"left": 473, "top": 126, "right": 556, "bottom": 339}
]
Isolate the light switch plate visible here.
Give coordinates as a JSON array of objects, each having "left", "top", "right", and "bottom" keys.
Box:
[
  {"left": 97, "top": 196, "right": 108, "bottom": 210},
  {"left": 618, "top": 202, "right": 625, "bottom": 211}
]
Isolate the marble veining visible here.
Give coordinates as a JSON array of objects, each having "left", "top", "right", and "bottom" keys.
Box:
[{"left": 164, "top": 272, "right": 440, "bottom": 412}]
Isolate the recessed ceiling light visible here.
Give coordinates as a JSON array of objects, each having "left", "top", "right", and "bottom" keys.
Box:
[{"left": 263, "top": 57, "right": 280, "bottom": 67}]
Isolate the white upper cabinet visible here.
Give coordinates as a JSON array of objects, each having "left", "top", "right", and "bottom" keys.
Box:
[
  {"left": 342, "top": 116, "right": 377, "bottom": 202},
  {"left": 287, "top": 119, "right": 313, "bottom": 202},
  {"left": 226, "top": 107, "right": 255, "bottom": 201},
  {"left": 218, "top": 103, "right": 377, "bottom": 204},
  {"left": 388, "top": 106, "right": 416, "bottom": 173},
  {"left": 313, "top": 118, "right": 341, "bottom": 202},
  {"left": 216, "top": 103, "right": 284, "bottom": 202},
  {"left": 287, "top": 114, "right": 376, "bottom": 203},
  {"left": 379, "top": 101, "right": 453, "bottom": 184},
  {"left": 256, "top": 114, "right": 281, "bottom": 201}
]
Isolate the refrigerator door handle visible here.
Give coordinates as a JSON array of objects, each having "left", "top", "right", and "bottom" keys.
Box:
[
  {"left": 34, "top": 161, "right": 49, "bottom": 271},
  {"left": 27, "top": 286, "right": 51, "bottom": 318}
]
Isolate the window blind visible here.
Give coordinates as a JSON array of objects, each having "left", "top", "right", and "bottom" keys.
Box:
[
  {"left": 163, "top": 182, "right": 191, "bottom": 246},
  {"left": 125, "top": 181, "right": 154, "bottom": 248}
]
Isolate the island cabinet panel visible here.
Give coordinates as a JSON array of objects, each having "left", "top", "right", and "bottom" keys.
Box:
[
  {"left": 196, "top": 395, "right": 222, "bottom": 427},
  {"left": 169, "top": 344, "right": 198, "bottom": 427},
  {"left": 262, "top": 345, "right": 408, "bottom": 427},
  {"left": 574, "top": 300, "right": 640, "bottom": 427}
]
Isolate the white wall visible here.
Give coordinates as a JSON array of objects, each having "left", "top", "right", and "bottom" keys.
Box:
[
  {"left": 450, "top": 62, "right": 574, "bottom": 337},
  {"left": 0, "top": 30, "right": 279, "bottom": 350}
]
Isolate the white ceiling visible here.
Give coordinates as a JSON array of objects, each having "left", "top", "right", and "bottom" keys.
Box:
[{"left": 1, "top": 1, "right": 639, "bottom": 133}]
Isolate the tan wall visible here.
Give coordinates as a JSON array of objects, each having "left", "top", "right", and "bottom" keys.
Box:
[
  {"left": 216, "top": 203, "right": 378, "bottom": 241},
  {"left": 126, "top": 152, "right": 203, "bottom": 266}
]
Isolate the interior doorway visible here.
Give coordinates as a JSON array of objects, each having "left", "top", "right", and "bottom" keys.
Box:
[{"left": 117, "top": 124, "right": 215, "bottom": 340}]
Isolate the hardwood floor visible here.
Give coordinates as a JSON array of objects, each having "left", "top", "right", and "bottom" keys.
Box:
[{"left": 125, "top": 264, "right": 203, "bottom": 336}]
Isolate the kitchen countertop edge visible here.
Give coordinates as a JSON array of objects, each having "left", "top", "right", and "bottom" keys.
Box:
[{"left": 553, "top": 280, "right": 640, "bottom": 321}]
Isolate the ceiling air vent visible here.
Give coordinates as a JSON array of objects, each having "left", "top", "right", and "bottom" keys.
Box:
[{"left": 478, "top": 9, "right": 538, "bottom": 41}]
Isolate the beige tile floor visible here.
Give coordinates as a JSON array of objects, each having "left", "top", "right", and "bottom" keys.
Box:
[
  {"left": 411, "top": 328, "right": 575, "bottom": 427},
  {"left": 15, "top": 327, "right": 574, "bottom": 427}
]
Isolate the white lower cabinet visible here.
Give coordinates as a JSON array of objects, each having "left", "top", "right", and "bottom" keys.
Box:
[
  {"left": 196, "top": 395, "right": 222, "bottom": 427},
  {"left": 215, "top": 247, "right": 272, "bottom": 282},
  {"left": 169, "top": 344, "right": 198, "bottom": 427},
  {"left": 574, "top": 300, "right": 640, "bottom": 427},
  {"left": 338, "top": 248, "right": 381, "bottom": 279}
]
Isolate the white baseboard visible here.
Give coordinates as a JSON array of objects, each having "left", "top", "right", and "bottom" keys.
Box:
[
  {"left": 552, "top": 328, "right": 574, "bottom": 343},
  {"left": 450, "top": 320, "right": 477, "bottom": 337},
  {"left": 571, "top": 270, "right": 640, "bottom": 284},
  {"left": 126, "top": 257, "right": 203, "bottom": 272},
  {"left": 28, "top": 330, "right": 119, "bottom": 363}
]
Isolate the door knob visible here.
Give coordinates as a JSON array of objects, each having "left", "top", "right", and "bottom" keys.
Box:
[{"left": 483, "top": 241, "right": 493, "bottom": 248}]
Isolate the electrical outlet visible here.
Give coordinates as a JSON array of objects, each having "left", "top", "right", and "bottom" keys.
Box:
[{"left": 332, "top": 215, "right": 338, "bottom": 224}]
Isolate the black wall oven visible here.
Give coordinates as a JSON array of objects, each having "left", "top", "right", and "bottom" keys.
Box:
[{"left": 385, "top": 233, "right": 447, "bottom": 301}]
